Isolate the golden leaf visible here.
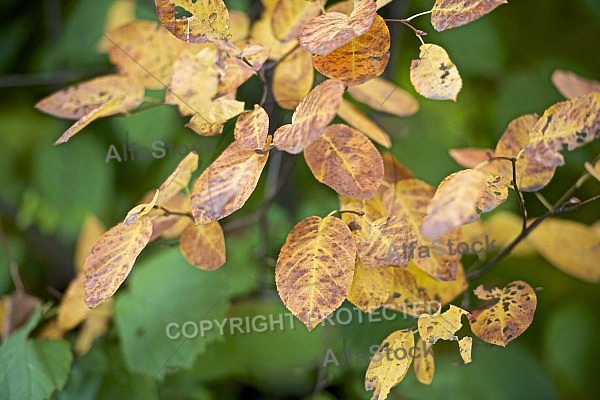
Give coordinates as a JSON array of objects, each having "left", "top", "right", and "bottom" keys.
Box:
[
  {"left": 83, "top": 216, "right": 153, "bottom": 308},
  {"left": 179, "top": 221, "right": 226, "bottom": 270},
  {"left": 299, "top": 0, "right": 377, "bottom": 55},
  {"left": 74, "top": 215, "right": 106, "bottom": 273},
  {"left": 271, "top": 0, "right": 327, "bottom": 41},
  {"left": 97, "top": 0, "right": 136, "bottom": 52},
  {"left": 382, "top": 152, "right": 414, "bottom": 183},
  {"left": 410, "top": 44, "right": 462, "bottom": 101},
  {"left": 273, "top": 79, "right": 345, "bottom": 154},
  {"left": 346, "top": 261, "right": 394, "bottom": 313},
  {"left": 347, "top": 77, "right": 419, "bottom": 116},
  {"left": 123, "top": 190, "right": 159, "bottom": 226},
  {"left": 190, "top": 141, "right": 269, "bottom": 224},
  {"left": 413, "top": 337, "right": 435, "bottom": 384},
  {"left": 337, "top": 99, "right": 391, "bottom": 148},
  {"left": 304, "top": 123, "right": 384, "bottom": 199},
  {"left": 458, "top": 336, "right": 472, "bottom": 364},
  {"left": 106, "top": 20, "right": 186, "bottom": 89},
  {"left": 273, "top": 47, "right": 314, "bottom": 109},
  {"left": 527, "top": 218, "right": 600, "bottom": 283},
  {"left": 365, "top": 329, "right": 415, "bottom": 399},
  {"left": 233, "top": 105, "right": 270, "bottom": 151},
  {"left": 250, "top": 3, "right": 297, "bottom": 61},
  {"left": 149, "top": 193, "right": 192, "bottom": 241},
  {"left": 229, "top": 10, "right": 251, "bottom": 42},
  {"left": 275, "top": 215, "right": 356, "bottom": 330},
  {"left": 155, "top": 0, "right": 230, "bottom": 43},
  {"left": 57, "top": 275, "right": 89, "bottom": 331},
  {"left": 313, "top": 15, "right": 390, "bottom": 86},
  {"left": 551, "top": 69, "right": 600, "bottom": 99},
  {"left": 431, "top": 0, "right": 508, "bottom": 32},
  {"left": 421, "top": 169, "right": 509, "bottom": 240},
  {"left": 157, "top": 152, "right": 199, "bottom": 206},
  {"left": 418, "top": 304, "right": 467, "bottom": 344},
  {"left": 468, "top": 281, "right": 536, "bottom": 347},
  {"left": 186, "top": 98, "right": 245, "bottom": 136}
]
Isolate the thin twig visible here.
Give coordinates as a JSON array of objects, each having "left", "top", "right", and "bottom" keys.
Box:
[{"left": 0, "top": 222, "right": 24, "bottom": 292}]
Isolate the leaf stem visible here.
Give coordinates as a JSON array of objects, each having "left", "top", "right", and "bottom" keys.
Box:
[
  {"left": 403, "top": 10, "right": 432, "bottom": 22},
  {"left": 385, "top": 18, "right": 426, "bottom": 45}
]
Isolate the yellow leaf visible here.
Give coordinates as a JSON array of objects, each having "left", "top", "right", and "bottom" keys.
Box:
[
  {"left": 431, "top": 0, "right": 508, "bottom": 32},
  {"left": 271, "top": 0, "right": 327, "bottom": 41},
  {"left": 527, "top": 218, "right": 600, "bottom": 283},
  {"left": 413, "top": 337, "right": 435, "bottom": 384},
  {"left": 97, "top": 0, "right": 136, "bottom": 52},
  {"left": 468, "top": 281, "right": 536, "bottom": 347},
  {"left": 421, "top": 169, "right": 510, "bottom": 240},
  {"left": 190, "top": 141, "right": 269, "bottom": 224},
  {"left": 229, "top": 10, "right": 251, "bottom": 42},
  {"left": 275, "top": 215, "right": 356, "bottom": 330},
  {"left": 551, "top": 69, "right": 600, "bottom": 99},
  {"left": 410, "top": 44, "right": 462, "bottom": 101},
  {"left": 106, "top": 20, "right": 186, "bottom": 89},
  {"left": 382, "top": 266, "right": 435, "bottom": 317},
  {"left": 75, "top": 302, "right": 113, "bottom": 356},
  {"left": 337, "top": 100, "right": 391, "bottom": 148},
  {"left": 313, "top": 15, "right": 390, "bottom": 86},
  {"left": 57, "top": 275, "right": 89, "bottom": 330},
  {"left": 218, "top": 40, "right": 269, "bottom": 95},
  {"left": 233, "top": 105, "right": 270, "bottom": 151},
  {"left": 273, "top": 79, "right": 345, "bottom": 154},
  {"left": 83, "top": 216, "right": 153, "bottom": 308},
  {"left": 157, "top": 152, "right": 199, "bottom": 205},
  {"left": 365, "top": 329, "right": 414, "bottom": 399},
  {"left": 149, "top": 193, "right": 192, "bottom": 241},
  {"left": 273, "top": 47, "right": 314, "bottom": 109},
  {"left": 458, "top": 336, "right": 472, "bottom": 363},
  {"left": 124, "top": 190, "right": 160, "bottom": 226},
  {"left": 186, "top": 98, "right": 245, "bottom": 136},
  {"left": 299, "top": 0, "right": 377, "bottom": 55},
  {"left": 418, "top": 304, "right": 467, "bottom": 344},
  {"left": 347, "top": 261, "right": 394, "bottom": 313},
  {"left": 304, "top": 124, "right": 384, "bottom": 199},
  {"left": 381, "top": 152, "right": 414, "bottom": 183},
  {"left": 155, "top": 0, "right": 230, "bottom": 43},
  {"left": 179, "top": 221, "right": 226, "bottom": 270},
  {"left": 584, "top": 160, "right": 600, "bottom": 182},
  {"left": 250, "top": 4, "right": 297, "bottom": 61},
  {"left": 74, "top": 215, "right": 106, "bottom": 273},
  {"left": 35, "top": 320, "right": 65, "bottom": 339},
  {"left": 347, "top": 77, "right": 419, "bottom": 116}
]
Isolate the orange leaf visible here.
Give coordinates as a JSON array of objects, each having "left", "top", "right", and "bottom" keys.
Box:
[
  {"left": 83, "top": 216, "right": 153, "bottom": 308},
  {"left": 275, "top": 215, "right": 356, "bottom": 330},
  {"left": 233, "top": 105, "right": 270, "bottom": 151},
  {"left": 179, "top": 222, "right": 226, "bottom": 270}
]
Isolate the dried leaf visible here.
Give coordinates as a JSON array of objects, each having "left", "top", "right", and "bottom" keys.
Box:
[
  {"left": 155, "top": 0, "right": 230, "bottom": 43},
  {"left": 313, "top": 15, "right": 390, "bottom": 86},
  {"left": 551, "top": 69, "right": 600, "bottom": 99},
  {"left": 347, "top": 77, "right": 419, "bottom": 116},
  {"left": 527, "top": 218, "right": 600, "bottom": 283},
  {"left": 365, "top": 329, "right": 414, "bottom": 399},
  {"left": 74, "top": 215, "right": 106, "bottom": 273},
  {"left": 106, "top": 20, "right": 186, "bottom": 89},
  {"left": 273, "top": 79, "right": 345, "bottom": 154},
  {"left": 179, "top": 221, "right": 226, "bottom": 270},
  {"left": 83, "top": 216, "right": 153, "bottom": 308},
  {"left": 410, "top": 44, "right": 462, "bottom": 101},
  {"left": 273, "top": 47, "right": 315, "bottom": 109},
  {"left": 413, "top": 337, "right": 435, "bottom": 384},
  {"left": 431, "top": 0, "right": 508, "bottom": 32},
  {"left": 304, "top": 124, "right": 384, "bottom": 199},
  {"left": 1, "top": 292, "right": 41, "bottom": 340},
  {"left": 275, "top": 216, "right": 356, "bottom": 330},
  {"left": 458, "top": 336, "right": 472, "bottom": 363},
  {"left": 299, "top": 0, "right": 377, "bottom": 56},
  {"left": 233, "top": 105, "right": 270, "bottom": 151},
  {"left": 190, "top": 141, "right": 269, "bottom": 224},
  {"left": 337, "top": 99, "right": 391, "bottom": 147},
  {"left": 421, "top": 169, "right": 510, "bottom": 240},
  {"left": 468, "top": 281, "right": 536, "bottom": 347},
  {"left": 271, "top": 0, "right": 327, "bottom": 41},
  {"left": 418, "top": 304, "right": 468, "bottom": 344},
  {"left": 157, "top": 152, "right": 199, "bottom": 205},
  {"left": 218, "top": 41, "right": 269, "bottom": 95}
]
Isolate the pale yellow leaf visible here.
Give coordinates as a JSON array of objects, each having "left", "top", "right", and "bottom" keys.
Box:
[
  {"left": 414, "top": 337, "right": 435, "bottom": 384},
  {"left": 157, "top": 152, "right": 199, "bottom": 205},
  {"left": 74, "top": 215, "right": 106, "bottom": 273},
  {"left": 347, "top": 77, "right": 419, "bottom": 116},
  {"left": 123, "top": 190, "right": 159, "bottom": 226},
  {"left": 418, "top": 304, "right": 467, "bottom": 344},
  {"left": 410, "top": 44, "right": 462, "bottom": 101},
  {"left": 458, "top": 336, "right": 472, "bottom": 363},
  {"left": 273, "top": 47, "right": 314, "bottom": 109},
  {"left": 155, "top": 0, "right": 230, "bottom": 43},
  {"left": 271, "top": 0, "right": 327, "bottom": 41},
  {"left": 337, "top": 100, "right": 391, "bottom": 147},
  {"left": 57, "top": 275, "right": 89, "bottom": 330}
]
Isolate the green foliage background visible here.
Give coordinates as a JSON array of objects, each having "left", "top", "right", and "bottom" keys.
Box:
[{"left": 1, "top": 0, "right": 599, "bottom": 399}]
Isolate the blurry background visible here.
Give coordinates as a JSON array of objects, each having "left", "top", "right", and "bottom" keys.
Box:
[{"left": 1, "top": 0, "right": 599, "bottom": 399}]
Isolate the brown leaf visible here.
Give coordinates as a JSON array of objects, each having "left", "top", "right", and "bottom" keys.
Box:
[
  {"left": 275, "top": 215, "right": 356, "bottom": 330},
  {"left": 299, "top": 0, "right": 377, "bottom": 56},
  {"left": 382, "top": 152, "right": 414, "bottom": 183},
  {"left": 271, "top": 0, "right": 327, "bottom": 41},
  {"left": 365, "top": 329, "right": 415, "bottom": 399},
  {"left": 421, "top": 169, "right": 509, "bottom": 240},
  {"left": 190, "top": 141, "right": 269, "bottom": 224},
  {"left": 273, "top": 79, "right": 345, "bottom": 154},
  {"left": 233, "top": 105, "right": 270, "bottom": 151},
  {"left": 410, "top": 44, "right": 462, "bottom": 101},
  {"left": 337, "top": 99, "right": 391, "bottom": 147},
  {"left": 347, "top": 77, "right": 419, "bottom": 116},
  {"left": 273, "top": 47, "right": 315, "bottom": 109},
  {"left": 1, "top": 292, "right": 41, "bottom": 340},
  {"left": 431, "top": 0, "right": 508, "bottom": 32},
  {"left": 468, "top": 281, "right": 536, "bottom": 347},
  {"left": 124, "top": 190, "right": 159, "bottom": 226},
  {"left": 179, "top": 221, "right": 226, "bottom": 270},
  {"left": 155, "top": 0, "right": 230, "bottom": 43},
  {"left": 83, "top": 216, "right": 153, "bottom": 308},
  {"left": 304, "top": 124, "right": 384, "bottom": 199},
  {"left": 313, "top": 15, "right": 390, "bottom": 87},
  {"left": 551, "top": 69, "right": 600, "bottom": 99}
]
